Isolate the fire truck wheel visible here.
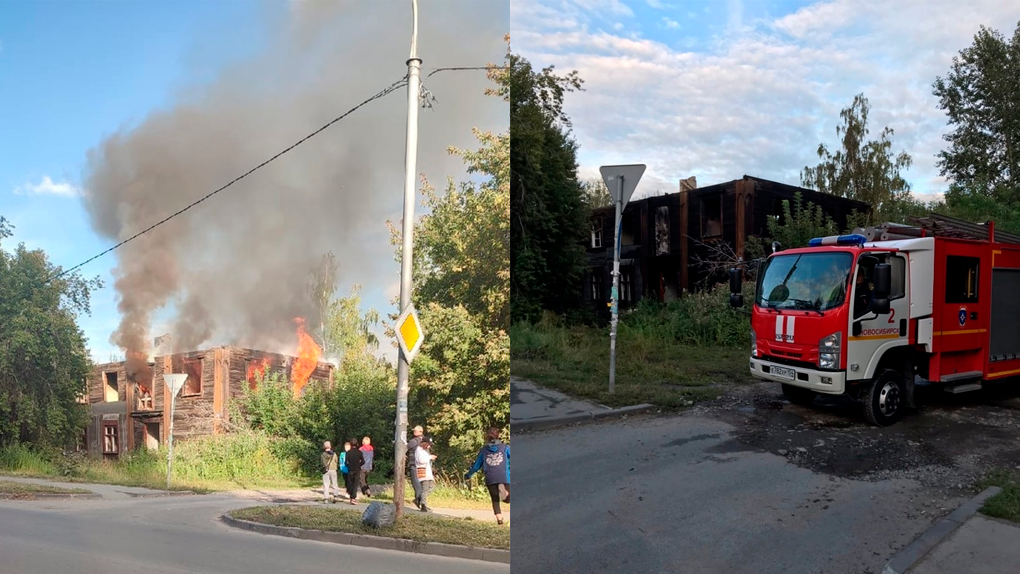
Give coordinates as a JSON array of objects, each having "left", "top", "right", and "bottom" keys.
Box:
[
  {"left": 782, "top": 384, "right": 817, "bottom": 406},
  {"left": 863, "top": 369, "right": 904, "bottom": 427}
]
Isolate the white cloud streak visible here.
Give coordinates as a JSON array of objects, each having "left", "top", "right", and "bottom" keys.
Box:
[
  {"left": 14, "top": 176, "right": 82, "bottom": 198},
  {"left": 513, "top": 0, "right": 1020, "bottom": 200}
]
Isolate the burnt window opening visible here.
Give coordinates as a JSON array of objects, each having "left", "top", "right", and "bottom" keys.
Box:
[
  {"left": 591, "top": 217, "right": 603, "bottom": 249},
  {"left": 773, "top": 198, "right": 787, "bottom": 225},
  {"left": 654, "top": 206, "right": 670, "bottom": 255},
  {"left": 144, "top": 423, "right": 160, "bottom": 451},
  {"left": 591, "top": 270, "right": 604, "bottom": 302},
  {"left": 77, "top": 377, "right": 88, "bottom": 404},
  {"left": 946, "top": 256, "right": 979, "bottom": 303},
  {"left": 183, "top": 357, "right": 203, "bottom": 396},
  {"left": 136, "top": 383, "right": 154, "bottom": 411},
  {"left": 620, "top": 269, "right": 634, "bottom": 302},
  {"left": 701, "top": 194, "right": 722, "bottom": 238},
  {"left": 247, "top": 358, "right": 275, "bottom": 390},
  {"left": 621, "top": 212, "right": 638, "bottom": 246},
  {"left": 104, "top": 371, "right": 119, "bottom": 402},
  {"left": 102, "top": 423, "right": 119, "bottom": 454}
]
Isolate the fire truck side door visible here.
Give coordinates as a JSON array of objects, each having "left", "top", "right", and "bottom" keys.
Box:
[{"left": 847, "top": 253, "right": 909, "bottom": 381}]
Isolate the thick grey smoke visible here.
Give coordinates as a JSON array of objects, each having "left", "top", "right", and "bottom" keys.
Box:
[{"left": 83, "top": 0, "right": 508, "bottom": 378}]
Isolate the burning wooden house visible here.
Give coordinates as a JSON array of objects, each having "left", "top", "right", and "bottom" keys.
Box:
[{"left": 84, "top": 346, "right": 334, "bottom": 459}]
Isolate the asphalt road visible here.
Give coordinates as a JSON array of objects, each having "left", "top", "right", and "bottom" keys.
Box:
[
  {"left": 511, "top": 381, "right": 1020, "bottom": 574},
  {"left": 0, "top": 492, "right": 507, "bottom": 574}
]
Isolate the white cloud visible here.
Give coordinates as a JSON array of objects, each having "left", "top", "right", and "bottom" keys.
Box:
[
  {"left": 14, "top": 176, "right": 82, "bottom": 198},
  {"left": 662, "top": 17, "right": 681, "bottom": 30},
  {"left": 514, "top": 0, "right": 1020, "bottom": 200}
]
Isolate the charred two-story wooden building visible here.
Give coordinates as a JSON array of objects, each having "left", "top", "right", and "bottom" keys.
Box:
[
  {"left": 585, "top": 175, "right": 870, "bottom": 312},
  {"left": 85, "top": 347, "right": 334, "bottom": 459}
]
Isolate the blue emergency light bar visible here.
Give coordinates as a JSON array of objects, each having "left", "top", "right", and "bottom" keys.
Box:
[{"left": 807, "top": 234, "right": 867, "bottom": 247}]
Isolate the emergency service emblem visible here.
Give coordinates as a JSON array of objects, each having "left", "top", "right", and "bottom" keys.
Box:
[{"left": 958, "top": 306, "right": 967, "bottom": 327}]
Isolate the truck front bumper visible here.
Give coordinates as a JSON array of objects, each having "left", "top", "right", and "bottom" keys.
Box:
[{"left": 749, "top": 357, "right": 846, "bottom": 395}]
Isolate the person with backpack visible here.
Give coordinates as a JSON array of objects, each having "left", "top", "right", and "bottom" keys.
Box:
[
  {"left": 320, "top": 441, "right": 340, "bottom": 503},
  {"left": 414, "top": 438, "right": 437, "bottom": 513},
  {"left": 339, "top": 441, "right": 351, "bottom": 499},
  {"left": 344, "top": 437, "right": 364, "bottom": 505},
  {"left": 407, "top": 425, "right": 424, "bottom": 508},
  {"left": 359, "top": 436, "right": 374, "bottom": 497},
  {"left": 465, "top": 426, "right": 510, "bottom": 525}
]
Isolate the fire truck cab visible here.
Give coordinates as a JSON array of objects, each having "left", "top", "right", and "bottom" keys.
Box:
[{"left": 730, "top": 216, "right": 1020, "bottom": 426}]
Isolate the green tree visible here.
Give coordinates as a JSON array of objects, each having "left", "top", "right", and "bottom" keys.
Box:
[
  {"left": 322, "top": 284, "right": 381, "bottom": 367},
  {"left": 506, "top": 44, "right": 588, "bottom": 323},
  {"left": 933, "top": 23, "right": 1020, "bottom": 204},
  {"left": 746, "top": 193, "right": 838, "bottom": 258},
  {"left": 581, "top": 177, "right": 613, "bottom": 210},
  {"left": 308, "top": 251, "right": 338, "bottom": 352},
  {"left": 0, "top": 217, "right": 100, "bottom": 448},
  {"left": 801, "top": 93, "right": 913, "bottom": 216}
]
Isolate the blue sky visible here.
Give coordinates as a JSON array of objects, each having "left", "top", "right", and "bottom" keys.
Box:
[
  {"left": 1, "top": 1, "right": 272, "bottom": 362},
  {"left": 513, "top": 0, "right": 1020, "bottom": 199},
  {"left": 1, "top": 1, "right": 508, "bottom": 364}
]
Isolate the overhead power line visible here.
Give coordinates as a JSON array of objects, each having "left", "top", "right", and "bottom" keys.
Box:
[{"left": 46, "top": 75, "right": 408, "bottom": 284}]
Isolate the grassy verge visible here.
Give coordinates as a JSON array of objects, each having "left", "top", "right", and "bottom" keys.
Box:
[
  {"left": 0, "top": 440, "right": 312, "bottom": 493},
  {"left": 512, "top": 285, "right": 756, "bottom": 409},
  {"left": 369, "top": 478, "right": 499, "bottom": 511},
  {"left": 978, "top": 469, "right": 1020, "bottom": 523},
  {"left": 230, "top": 505, "right": 509, "bottom": 550},
  {"left": 511, "top": 325, "right": 752, "bottom": 409},
  {"left": 0, "top": 479, "right": 92, "bottom": 496}
]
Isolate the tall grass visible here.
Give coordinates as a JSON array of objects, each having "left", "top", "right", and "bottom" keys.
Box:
[
  {"left": 0, "top": 431, "right": 311, "bottom": 491},
  {"left": 0, "top": 443, "right": 57, "bottom": 476},
  {"left": 511, "top": 282, "right": 756, "bottom": 408}
]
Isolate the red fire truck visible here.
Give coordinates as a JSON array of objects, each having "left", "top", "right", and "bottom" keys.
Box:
[{"left": 729, "top": 215, "right": 1020, "bottom": 426}]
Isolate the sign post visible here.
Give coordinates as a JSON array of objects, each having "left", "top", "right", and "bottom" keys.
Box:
[
  {"left": 163, "top": 373, "right": 187, "bottom": 490},
  {"left": 393, "top": 0, "right": 422, "bottom": 520},
  {"left": 599, "top": 164, "right": 646, "bottom": 394}
]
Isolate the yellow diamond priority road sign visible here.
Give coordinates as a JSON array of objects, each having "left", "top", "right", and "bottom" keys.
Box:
[{"left": 395, "top": 304, "right": 424, "bottom": 363}]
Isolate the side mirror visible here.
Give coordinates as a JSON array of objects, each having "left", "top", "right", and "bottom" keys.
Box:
[
  {"left": 728, "top": 268, "right": 742, "bottom": 294},
  {"left": 873, "top": 263, "right": 891, "bottom": 299},
  {"left": 730, "top": 293, "right": 744, "bottom": 308},
  {"left": 871, "top": 297, "right": 890, "bottom": 315}
]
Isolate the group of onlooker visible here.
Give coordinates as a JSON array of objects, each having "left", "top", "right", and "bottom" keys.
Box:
[
  {"left": 321, "top": 424, "right": 510, "bottom": 525},
  {"left": 321, "top": 436, "right": 375, "bottom": 504}
]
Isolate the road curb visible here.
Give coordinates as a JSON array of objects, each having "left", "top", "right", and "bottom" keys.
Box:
[
  {"left": 883, "top": 486, "right": 1002, "bottom": 574},
  {"left": 0, "top": 492, "right": 101, "bottom": 500},
  {"left": 512, "top": 403, "right": 657, "bottom": 432},
  {"left": 221, "top": 514, "right": 510, "bottom": 564}
]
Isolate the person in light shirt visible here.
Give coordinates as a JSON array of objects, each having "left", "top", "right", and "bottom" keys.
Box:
[{"left": 414, "top": 438, "right": 437, "bottom": 513}]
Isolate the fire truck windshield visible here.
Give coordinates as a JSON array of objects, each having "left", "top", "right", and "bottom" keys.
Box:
[{"left": 756, "top": 252, "right": 854, "bottom": 312}]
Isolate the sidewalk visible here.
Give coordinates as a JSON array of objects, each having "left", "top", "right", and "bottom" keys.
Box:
[
  {"left": 906, "top": 515, "right": 1020, "bottom": 574},
  {"left": 884, "top": 486, "right": 1020, "bottom": 574},
  {"left": 0, "top": 475, "right": 193, "bottom": 499},
  {"left": 510, "top": 376, "right": 655, "bottom": 431}
]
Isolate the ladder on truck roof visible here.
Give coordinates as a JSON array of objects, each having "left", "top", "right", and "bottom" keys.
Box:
[{"left": 851, "top": 213, "right": 1020, "bottom": 245}]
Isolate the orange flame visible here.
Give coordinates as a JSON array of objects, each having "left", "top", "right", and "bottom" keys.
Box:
[
  {"left": 247, "top": 357, "right": 271, "bottom": 390},
  {"left": 290, "top": 317, "right": 321, "bottom": 397}
]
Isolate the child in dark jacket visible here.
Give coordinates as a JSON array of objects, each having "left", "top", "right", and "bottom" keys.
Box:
[{"left": 465, "top": 426, "right": 510, "bottom": 525}]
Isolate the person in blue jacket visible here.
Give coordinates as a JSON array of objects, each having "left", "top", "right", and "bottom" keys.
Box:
[{"left": 465, "top": 426, "right": 510, "bottom": 525}]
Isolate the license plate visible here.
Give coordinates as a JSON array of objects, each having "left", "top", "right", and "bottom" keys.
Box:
[{"left": 770, "top": 366, "right": 795, "bottom": 380}]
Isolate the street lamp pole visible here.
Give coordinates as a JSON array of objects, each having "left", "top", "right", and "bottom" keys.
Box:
[{"left": 394, "top": 0, "right": 420, "bottom": 520}]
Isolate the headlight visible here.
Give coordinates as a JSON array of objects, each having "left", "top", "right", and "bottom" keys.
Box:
[
  {"left": 818, "top": 332, "right": 841, "bottom": 369},
  {"left": 751, "top": 329, "right": 757, "bottom": 357}
]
